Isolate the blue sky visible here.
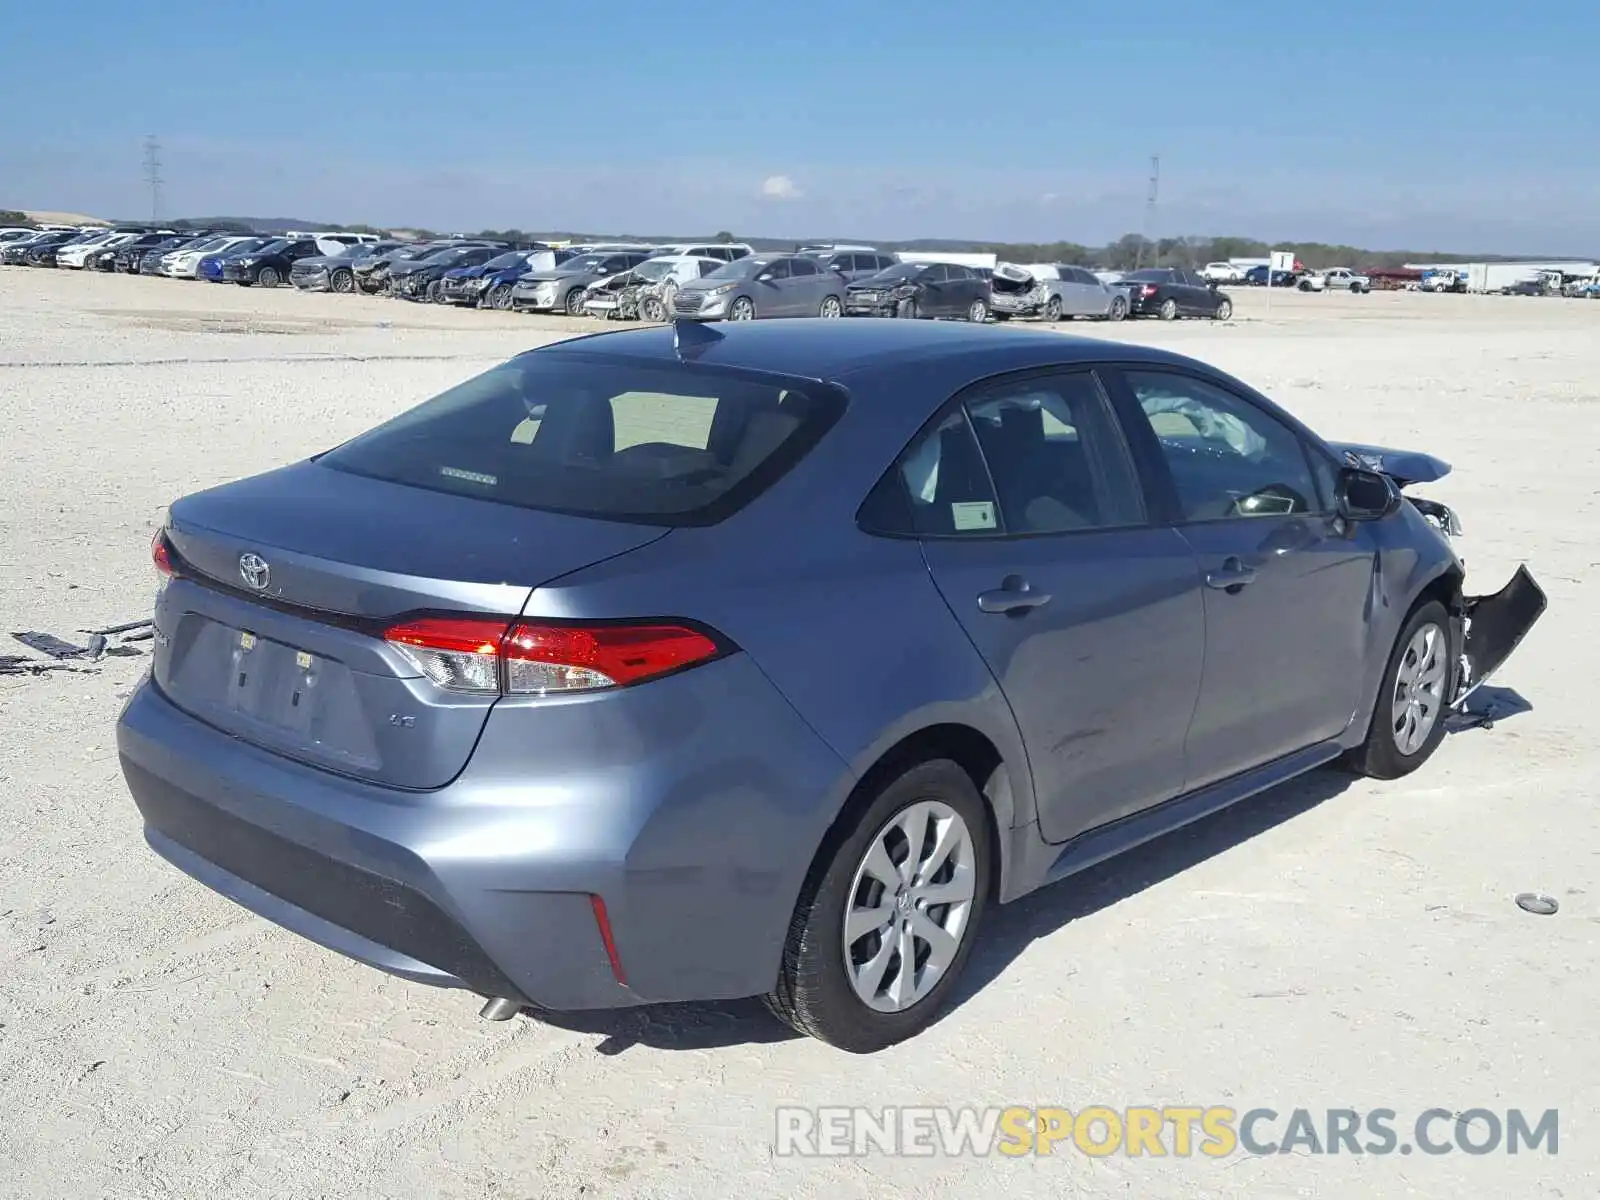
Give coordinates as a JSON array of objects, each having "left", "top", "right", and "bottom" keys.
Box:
[{"left": 4, "top": 0, "right": 1597, "bottom": 251}]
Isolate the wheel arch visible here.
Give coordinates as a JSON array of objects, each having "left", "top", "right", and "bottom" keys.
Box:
[
  {"left": 1347, "top": 556, "right": 1465, "bottom": 749},
  {"left": 808, "top": 723, "right": 1018, "bottom": 907}
]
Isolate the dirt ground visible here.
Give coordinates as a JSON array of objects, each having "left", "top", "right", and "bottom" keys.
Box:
[{"left": 1, "top": 268, "right": 1596, "bottom": 1199}]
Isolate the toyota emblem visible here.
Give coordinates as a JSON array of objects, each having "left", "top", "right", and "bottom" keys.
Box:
[{"left": 238, "top": 553, "right": 271, "bottom": 591}]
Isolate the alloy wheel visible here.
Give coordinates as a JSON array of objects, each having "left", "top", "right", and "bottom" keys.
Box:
[
  {"left": 1391, "top": 623, "right": 1447, "bottom": 755},
  {"left": 841, "top": 800, "right": 977, "bottom": 1013}
]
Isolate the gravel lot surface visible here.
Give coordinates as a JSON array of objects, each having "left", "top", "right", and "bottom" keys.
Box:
[{"left": 2, "top": 269, "right": 1596, "bottom": 1199}]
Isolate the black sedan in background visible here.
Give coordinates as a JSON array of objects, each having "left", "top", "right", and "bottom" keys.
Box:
[
  {"left": 389, "top": 243, "right": 507, "bottom": 302},
  {"left": 1242, "top": 265, "right": 1303, "bottom": 288},
  {"left": 120, "top": 232, "right": 212, "bottom": 274},
  {"left": 221, "top": 237, "right": 321, "bottom": 287},
  {"left": 1, "top": 231, "right": 65, "bottom": 265},
  {"left": 1114, "top": 267, "right": 1233, "bottom": 320},
  {"left": 91, "top": 231, "right": 180, "bottom": 272},
  {"left": 845, "top": 261, "right": 991, "bottom": 321},
  {"left": 15, "top": 230, "right": 84, "bottom": 267}
]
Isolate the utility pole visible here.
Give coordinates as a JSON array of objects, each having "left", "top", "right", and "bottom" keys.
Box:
[
  {"left": 1134, "top": 154, "right": 1159, "bottom": 270},
  {"left": 143, "top": 136, "right": 163, "bottom": 223}
]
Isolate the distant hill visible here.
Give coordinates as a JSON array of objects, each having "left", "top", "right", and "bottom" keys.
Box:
[{"left": 21, "top": 209, "right": 110, "bottom": 226}]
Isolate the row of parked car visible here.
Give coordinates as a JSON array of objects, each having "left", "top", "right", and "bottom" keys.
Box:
[{"left": 0, "top": 223, "right": 1238, "bottom": 324}]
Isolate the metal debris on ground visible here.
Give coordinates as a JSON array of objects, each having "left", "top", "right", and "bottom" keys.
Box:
[
  {"left": 0, "top": 655, "right": 83, "bottom": 677},
  {"left": 1515, "top": 893, "right": 1560, "bottom": 916},
  {"left": 3, "top": 618, "right": 155, "bottom": 677}
]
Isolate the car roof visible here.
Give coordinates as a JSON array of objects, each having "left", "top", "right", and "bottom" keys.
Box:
[{"left": 528, "top": 319, "right": 1202, "bottom": 384}]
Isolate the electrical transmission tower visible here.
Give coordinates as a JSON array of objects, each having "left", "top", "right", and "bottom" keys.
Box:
[
  {"left": 143, "top": 136, "right": 163, "bottom": 222},
  {"left": 1134, "top": 154, "right": 1159, "bottom": 270}
]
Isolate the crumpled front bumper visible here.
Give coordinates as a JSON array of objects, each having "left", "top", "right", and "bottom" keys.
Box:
[{"left": 1453, "top": 566, "right": 1547, "bottom": 706}]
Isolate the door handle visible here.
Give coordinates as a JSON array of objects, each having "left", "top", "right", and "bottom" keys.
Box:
[
  {"left": 1204, "top": 556, "right": 1258, "bottom": 592},
  {"left": 977, "top": 577, "right": 1052, "bottom": 615}
]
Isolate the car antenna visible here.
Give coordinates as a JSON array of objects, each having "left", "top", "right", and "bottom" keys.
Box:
[{"left": 673, "top": 318, "right": 724, "bottom": 359}]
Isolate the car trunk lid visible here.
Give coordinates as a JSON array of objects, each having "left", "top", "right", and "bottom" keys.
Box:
[{"left": 155, "top": 461, "right": 668, "bottom": 789}]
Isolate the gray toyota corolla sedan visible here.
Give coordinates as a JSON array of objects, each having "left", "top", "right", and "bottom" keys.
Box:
[{"left": 117, "top": 319, "right": 1545, "bottom": 1052}]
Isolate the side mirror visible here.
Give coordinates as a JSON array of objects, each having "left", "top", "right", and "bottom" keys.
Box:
[
  {"left": 756, "top": 271, "right": 774, "bottom": 282},
  {"left": 1336, "top": 467, "right": 1400, "bottom": 520}
]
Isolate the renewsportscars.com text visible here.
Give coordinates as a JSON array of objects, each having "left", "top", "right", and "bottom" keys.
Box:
[{"left": 774, "top": 1106, "right": 1559, "bottom": 1158}]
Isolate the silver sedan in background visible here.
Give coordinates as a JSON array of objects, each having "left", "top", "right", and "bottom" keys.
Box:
[{"left": 991, "top": 263, "right": 1129, "bottom": 322}]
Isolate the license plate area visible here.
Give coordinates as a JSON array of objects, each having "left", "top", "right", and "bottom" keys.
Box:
[{"left": 225, "top": 627, "right": 325, "bottom": 736}]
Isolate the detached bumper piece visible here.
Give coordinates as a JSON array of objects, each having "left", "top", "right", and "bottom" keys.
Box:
[{"left": 1454, "top": 565, "right": 1547, "bottom": 706}]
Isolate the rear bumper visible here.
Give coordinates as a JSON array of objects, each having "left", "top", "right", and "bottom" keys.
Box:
[{"left": 116, "top": 655, "right": 849, "bottom": 1011}]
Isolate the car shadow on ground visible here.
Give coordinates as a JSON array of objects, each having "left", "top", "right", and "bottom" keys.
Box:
[
  {"left": 942, "top": 766, "right": 1354, "bottom": 1020},
  {"left": 529, "top": 697, "right": 1532, "bottom": 1054}
]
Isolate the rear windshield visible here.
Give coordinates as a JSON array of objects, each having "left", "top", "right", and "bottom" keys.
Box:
[{"left": 319, "top": 353, "right": 847, "bottom": 525}]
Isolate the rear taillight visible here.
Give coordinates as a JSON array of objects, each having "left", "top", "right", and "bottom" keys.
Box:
[
  {"left": 152, "top": 529, "right": 175, "bottom": 577},
  {"left": 1140, "top": 284, "right": 1159, "bottom": 297},
  {"left": 383, "top": 615, "right": 726, "bottom": 696}
]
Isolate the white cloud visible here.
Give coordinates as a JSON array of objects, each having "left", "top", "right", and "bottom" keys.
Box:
[{"left": 760, "top": 174, "right": 802, "bottom": 201}]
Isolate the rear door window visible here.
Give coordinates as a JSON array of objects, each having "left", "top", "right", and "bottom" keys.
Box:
[
  {"left": 964, "top": 372, "right": 1145, "bottom": 533},
  {"left": 319, "top": 353, "right": 846, "bottom": 526}
]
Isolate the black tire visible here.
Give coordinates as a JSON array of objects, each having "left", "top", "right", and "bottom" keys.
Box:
[
  {"left": 1340, "top": 600, "right": 1455, "bottom": 780},
  {"left": 895, "top": 298, "right": 919, "bottom": 320},
  {"left": 729, "top": 296, "right": 756, "bottom": 321},
  {"left": 1213, "top": 298, "right": 1233, "bottom": 321},
  {"left": 1107, "top": 294, "right": 1128, "bottom": 321},
  {"left": 819, "top": 294, "right": 843, "bottom": 318},
  {"left": 426, "top": 279, "right": 444, "bottom": 304},
  {"left": 1043, "top": 295, "right": 1063, "bottom": 322},
  {"left": 967, "top": 298, "right": 988, "bottom": 323},
  {"left": 640, "top": 295, "right": 667, "bottom": 322},
  {"left": 992, "top": 312, "right": 1011, "bottom": 322},
  {"left": 764, "top": 759, "right": 993, "bottom": 1052},
  {"left": 485, "top": 283, "right": 512, "bottom": 311},
  {"left": 329, "top": 268, "right": 354, "bottom": 294},
  {"left": 564, "top": 288, "right": 587, "bottom": 316},
  {"left": 1159, "top": 297, "right": 1178, "bottom": 321},
  {"left": 257, "top": 266, "right": 280, "bottom": 288}
]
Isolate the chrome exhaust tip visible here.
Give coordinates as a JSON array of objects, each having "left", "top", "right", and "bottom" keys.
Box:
[{"left": 479, "top": 997, "right": 521, "bottom": 1022}]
